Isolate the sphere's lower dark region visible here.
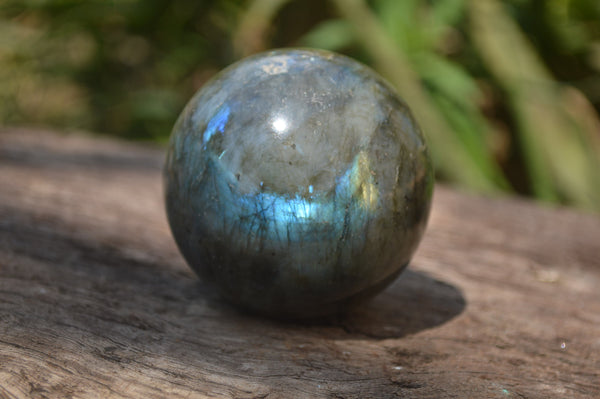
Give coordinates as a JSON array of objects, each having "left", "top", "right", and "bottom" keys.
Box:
[
  {"left": 231, "top": 264, "right": 408, "bottom": 319},
  {"left": 164, "top": 49, "right": 433, "bottom": 318}
]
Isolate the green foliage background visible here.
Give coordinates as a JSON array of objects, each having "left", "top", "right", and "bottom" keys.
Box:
[{"left": 1, "top": 0, "right": 600, "bottom": 210}]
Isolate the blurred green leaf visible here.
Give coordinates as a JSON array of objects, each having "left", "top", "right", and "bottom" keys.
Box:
[
  {"left": 298, "top": 19, "right": 354, "bottom": 51},
  {"left": 431, "top": 0, "right": 465, "bottom": 28},
  {"left": 470, "top": 0, "right": 600, "bottom": 209},
  {"left": 373, "top": 0, "right": 426, "bottom": 52},
  {"left": 432, "top": 93, "right": 510, "bottom": 189},
  {"left": 414, "top": 52, "right": 479, "bottom": 109}
]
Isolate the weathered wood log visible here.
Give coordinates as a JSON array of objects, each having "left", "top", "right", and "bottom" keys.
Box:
[{"left": 0, "top": 128, "right": 599, "bottom": 398}]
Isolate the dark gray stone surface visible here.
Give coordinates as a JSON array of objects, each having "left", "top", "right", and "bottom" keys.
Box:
[{"left": 164, "top": 49, "right": 433, "bottom": 317}]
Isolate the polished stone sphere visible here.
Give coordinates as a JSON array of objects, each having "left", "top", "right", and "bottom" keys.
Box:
[{"left": 164, "top": 49, "right": 433, "bottom": 318}]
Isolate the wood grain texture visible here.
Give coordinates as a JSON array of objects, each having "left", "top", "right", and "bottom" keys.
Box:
[{"left": 0, "top": 128, "right": 599, "bottom": 398}]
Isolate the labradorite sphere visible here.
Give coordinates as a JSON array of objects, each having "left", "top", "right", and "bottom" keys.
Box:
[{"left": 165, "top": 49, "right": 433, "bottom": 318}]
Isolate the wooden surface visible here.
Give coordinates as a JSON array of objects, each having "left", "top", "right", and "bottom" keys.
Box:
[{"left": 1, "top": 128, "right": 599, "bottom": 398}]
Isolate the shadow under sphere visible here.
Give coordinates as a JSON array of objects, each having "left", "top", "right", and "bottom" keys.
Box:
[{"left": 334, "top": 269, "right": 466, "bottom": 339}]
